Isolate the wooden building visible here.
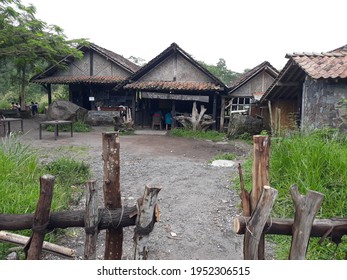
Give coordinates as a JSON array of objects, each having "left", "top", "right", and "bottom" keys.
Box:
[
  {"left": 220, "top": 61, "right": 278, "bottom": 131},
  {"left": 115, "top": 43, "right": 228, "bottom": 130},
  {"left": 259, "top": 44, "right": 347, "bottom": 133},
  {"left": 30, "top": 43, "right": 140, "bottom": 110}
]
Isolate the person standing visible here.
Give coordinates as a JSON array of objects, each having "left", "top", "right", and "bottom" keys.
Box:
[{"left": 165, "top": 111, "right": 172, "bottom": 130}]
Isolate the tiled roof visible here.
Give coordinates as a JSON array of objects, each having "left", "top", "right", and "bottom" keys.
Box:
[
  {"left": 32, "top": 76, "right": 126, "bottom": 85},
  {"left": 230, "top": 61, "right": 279, "bottom": 90},
  {"left": 124, "top": 81, "right": 223, "bottom": 91},
  {"left": 285, "top": 45, "right": 347, "bottom": 79},
  {"left": 89, "top": 43, "right": 140, "bottom": 73}
]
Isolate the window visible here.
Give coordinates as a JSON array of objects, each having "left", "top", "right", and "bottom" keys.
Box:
[{"left": 230, "top": 97, "right": 251, "bottom": 112}]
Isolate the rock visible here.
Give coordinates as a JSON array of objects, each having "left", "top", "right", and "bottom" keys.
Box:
[
  {"left": 210, "top": 159, "right": 235, "bottom": 167},
  {"left": 85, "top": 111, "right": 121, "bottom": 126},
  {"left": 47, "top": 100, "right": 88, "bottom": 122}
]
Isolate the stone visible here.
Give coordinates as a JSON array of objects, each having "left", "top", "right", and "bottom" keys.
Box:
[{"left": 46, "top": 100, "right": 88, "bottom": 122}]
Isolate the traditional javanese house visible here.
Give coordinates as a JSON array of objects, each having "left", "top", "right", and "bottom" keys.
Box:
[
  {"left": 259, "top": 44, "right": 347, "bottom": 133},
  {"left": 221, "top": 61, "right": 278, "bottom": 130},
  {"left": 30, "top": 43, "right": 140, "bottom": 111},
  {"left": 114, "top": 42, "right": 228, "bottom": 130}
]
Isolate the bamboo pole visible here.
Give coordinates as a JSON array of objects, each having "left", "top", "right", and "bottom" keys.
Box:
[
  {"left": 0, "top": 231, "right": 75, "bottom": 259},
  {"left": 84, "top": 180, "right": 99, "bottom": 260},
  {"left": 25, "top": 174, "right": 55, "bottom": 260},
  {"left": 102, "top": 132, "right": 123, "bottom": 260},
  {"left": 133, "top": 185, "right": 161, "bottom": 260},
  {"left": 289, "top": 184, "right": 324, "bottom": 260}
]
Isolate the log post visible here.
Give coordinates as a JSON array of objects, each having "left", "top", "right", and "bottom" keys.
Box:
[
  {"left": 102, "top": 132, "right": 123, "bottom": 260},
  {"left": 219, "top": 96, "right": 225, "bottom": 132},
  {"left": 289, "top": 184, "right": 324, "bottom": 260},
  {"left": 244, "top": 185, "right": 278, "bottom": 260},
  {"left": 25, "top": 174, "right": 55, "bottom": 260},
  {"left": 84, "top": 180, "right": 99, "bottom": 260},
  {"left": 238, "top": 163, "right": 250, "bottom": 216},
  {"left": 133, "top": 185, "right": 161, "bottom": 260},
  {"left": 244, "top": 135, "right": 270, "bottom": 260}
]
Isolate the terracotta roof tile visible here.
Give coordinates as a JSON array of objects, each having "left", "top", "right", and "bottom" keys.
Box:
[
  {"left": 287, "top": 46, "right": 347, "bottom": 79},
  {"left": 32, "top": 76, "right": 126, "bottom": 85},
  {"left": 124, "top": 81, "right": 223, "bottom": 91}
]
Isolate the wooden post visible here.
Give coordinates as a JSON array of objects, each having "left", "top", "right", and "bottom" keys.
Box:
[
  {"left": 268, "top": 100, "right": 273, "bottom": 135},
  {"left": 84, "top": 180, "right": 99, "bottom": 260},
  {"left": 238, "top": 163, "right": 250, "bottom": 216},
  {"left": 133, "top": 185, "right": 161, "bottom": 260},
  {"left": 245, "top": 135, "right": 270, "bottom": 260},
  {"left": 25, "top": 174, "right": 55, "bottom": 260},
  {"left": 289, "top": 184, "right": 324, "bottom": 260},
  {"left": 219, "top": 96, "right": 226, "bottom": 132},
  {"left": 244, "top": 185, "right": 278, "bottom": 260},
  {"left": 102, "top": 132, "right": 123, "bottom": 260}
]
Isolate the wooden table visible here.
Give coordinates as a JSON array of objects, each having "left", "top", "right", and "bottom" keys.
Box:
[
  {"left": 0, "top": 118, "right": 24, "bottom": 136},
  {"left": 39, "top": 120, "right": 73, "bottom": 140}
]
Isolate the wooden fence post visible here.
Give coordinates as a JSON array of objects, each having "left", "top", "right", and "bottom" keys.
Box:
[
  {"left": 84, "top": 180, "right": 99, "bottom": 260},
  {"left": 243, "top": 135, "right": 270, "bottom": 260},
  {"left": 244, "top": 185, "right": 278, "bottom": 260},
  {"left": 102, "top": 132, "right": 123, "bottom": 260},
  {"left": 25, "top": 174, "right": 55, "bottom": 260},
  {"left": 289, "top": 184, "right": 324, "bottom": 260},
  {"left": 133, "top": 185, "right": 161, "bottom": 260}
]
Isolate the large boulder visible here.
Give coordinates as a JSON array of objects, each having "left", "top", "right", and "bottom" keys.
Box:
[
  {"left": 85, "top": 110, "right": 121, "bottom": 126},
  {"left": 227, "top": 114, "right": 264, "bottom": 139},
  {"left": 47, "top": 100, "right": 88, "bottom": 121}
]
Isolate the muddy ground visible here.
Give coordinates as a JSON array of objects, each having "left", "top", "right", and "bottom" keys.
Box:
[{"left": 9, "top": 117, "right": 258, "bottom": 260}]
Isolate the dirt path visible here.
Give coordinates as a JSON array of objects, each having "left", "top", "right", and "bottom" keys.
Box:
[{"left": 15, "top": 118, "right": 253, "bottom": 260}]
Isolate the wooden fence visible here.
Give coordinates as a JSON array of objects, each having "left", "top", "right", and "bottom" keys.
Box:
[
  {"left": 234, "top": 135, "right": 347, "bottom": 260},
  {"left": 0, "top": 132, "right": 161, "bottom": 260}
]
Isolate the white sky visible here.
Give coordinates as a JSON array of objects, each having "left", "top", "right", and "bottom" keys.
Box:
[{"left": 22, "top": 0, "right": 346, "bottom": 73}]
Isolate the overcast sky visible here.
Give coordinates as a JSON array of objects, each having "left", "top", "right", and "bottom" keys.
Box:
[{"left": 22, "top": 0, "right": 346, "bottom": 73}]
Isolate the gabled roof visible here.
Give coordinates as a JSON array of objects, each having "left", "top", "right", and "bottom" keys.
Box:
[
  {"left": 229, "top": 61, "right": 279, "bottom": 93},
  {"left": 286, "top": 44, "right": 347, "bottom": 79},
  {"left": 260, "top": 44, "right": 347, "bottom": 103},
  {"left": 30, "top": 43, "right": 140, "bottom": 85},
  {"left": 116, "top": 42, "right": 227, "bottom": 92}
]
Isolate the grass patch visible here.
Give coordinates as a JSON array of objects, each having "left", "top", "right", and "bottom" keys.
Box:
[
  {"left": 169, "top": 127, "right": 226, "bottom": 142},
  {"left": 0, "top": 136, "right": 91, "bottom": 259},
  {"left": 234, "top": 129, "right": 347, "bottom": 259},
  {"left": 45, "top": 121, "right": 92, "bottom": 133}
]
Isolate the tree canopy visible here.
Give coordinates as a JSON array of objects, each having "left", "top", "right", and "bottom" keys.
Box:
[
  {"left": 199, "top": 58, "right": 241, "bottom": 86},
  {"left": 0, "top": 0, "right": 88, "bottom": 107}
]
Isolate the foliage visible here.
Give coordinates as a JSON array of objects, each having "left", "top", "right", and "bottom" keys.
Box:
[
  {"left": 200, "top": 58, "right": 241, "bottom": 86},
  {"left": 170, "top": 127, "right": 226, "bottom": 142},
  {"left": 0, "top": 0, "right": 88, "bottom": 107},
  {"left": 234, "top": 129, "right": 347, "bottom": 259},
  {"left": 0, "top": 135, "right": 91, "bottom": 259}
]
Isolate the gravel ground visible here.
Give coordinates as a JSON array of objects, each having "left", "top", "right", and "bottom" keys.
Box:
[{"left": 14, "top": 117, "right": 255, "bottom": 260}]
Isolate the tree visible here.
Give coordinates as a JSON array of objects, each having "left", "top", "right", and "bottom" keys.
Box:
[
  {"left": 0, "top": 0, "right": 88, "bottom": 108},
  {"left": 200, "top": 58, "right": 241, "bottom": 86}
]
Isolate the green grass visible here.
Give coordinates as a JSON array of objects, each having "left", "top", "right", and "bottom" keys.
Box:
[
  {"left": 210, "top": 152, "right": 237, "bottom": 162},
  {"left": 45, "top": 121, "right": 92, "bottom": 133},
  {"left": 234, "top": 129, "right": 347, "bottom": 259},
  {"left": 169, "top": 127, "right": 226, "bottom": 142},
  {"left": 0, "top": 136, "right": 91, "bottom": 259}
]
